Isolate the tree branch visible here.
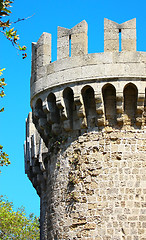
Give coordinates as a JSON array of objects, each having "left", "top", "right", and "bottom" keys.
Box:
[{"left": 11, "top": 14, "right": 34, "bottom": 24}]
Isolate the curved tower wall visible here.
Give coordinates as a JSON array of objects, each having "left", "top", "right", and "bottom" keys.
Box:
[{"left": 25, "top": 18, "right": 146, "bottom": 240}]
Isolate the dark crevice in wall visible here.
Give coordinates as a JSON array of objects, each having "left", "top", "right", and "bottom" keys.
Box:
[
  {"left": 82, "top": 86, "right": 97, "bottom": 127},
  {"left": 47, "top": 93, "right": 60, "bottom": 124},
  {"left": 102, "top": 84, "right": 117, "bottom": 126},
  {"left": 124, "top": 83, "right": 138, "bottom": 124}
]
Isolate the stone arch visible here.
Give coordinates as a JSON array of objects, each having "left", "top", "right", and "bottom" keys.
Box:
[
  {"left": 102, "top": 83, "right": 117, "bottom": 125},
  {"left": 63, "top": 87, "right": 74, "bottom": 128},
  {"left": 123, "top": 83, "right": 138, "bottom": 124},
  {"left": 81, "top": 85, "right": 96, "bottom": 127},
  {"left": 47, "top": 93, "right": 60, "bottom": 124}
]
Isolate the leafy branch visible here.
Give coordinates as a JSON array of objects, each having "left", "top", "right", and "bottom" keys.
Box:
[
  {"left": 0, "top": 68, "right": 6, "bottom": 99},
  {"left": 0, "top": 196, "right": 40, "bottom": 239},
  {"left": 0, "top": 0, "right": 27, "bottom": 58},
  {"left": 0, "top": 68, "right": 9, "bottom": 172},
  {"left": 0, "top": 145, "right": 9, "bottom": 174}
]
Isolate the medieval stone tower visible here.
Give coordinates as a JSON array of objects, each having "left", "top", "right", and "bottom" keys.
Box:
[{"left": 25, "top": 18, "right": 146, "bottom": 240}]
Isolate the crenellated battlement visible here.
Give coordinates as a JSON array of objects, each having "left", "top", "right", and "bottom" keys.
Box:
[
  {"left": 57, "top": 20, "right": 88, "bottom": 59},
  {"left": 31, "top": 18, "right": 145, "bottom": 98},
  {"left": 29, "top": 18, "right": 146, "bottom": 145},
  {"left": 31, "top": 18, "right": 137, "bottom": 79},
  {"left": 104, "top": 18, "right": 136, "bottom": 52}
]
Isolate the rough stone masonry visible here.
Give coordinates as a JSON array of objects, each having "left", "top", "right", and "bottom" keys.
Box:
[{"left": 24, "top": 18, "right": 146, "bottom": 239}]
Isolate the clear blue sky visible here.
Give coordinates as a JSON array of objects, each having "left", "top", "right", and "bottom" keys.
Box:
[{"left": 0, "top": 0, "right": 146, "bottom": 217}]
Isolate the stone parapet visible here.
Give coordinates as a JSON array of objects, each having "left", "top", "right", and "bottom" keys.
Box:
[{"left": 31, "top": 51, "right": 146, "bottom": 100}]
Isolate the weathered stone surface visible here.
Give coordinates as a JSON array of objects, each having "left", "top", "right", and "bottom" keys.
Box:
[{"left": 25, "top": 19, "right": 146, "bottom": 240}]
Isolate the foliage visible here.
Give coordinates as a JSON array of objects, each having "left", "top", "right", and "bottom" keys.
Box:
[
  {"left": 0, "top": 0, "right": 28, "bottom": 172},
  {"left": 0, "top": 145, "right": 10, "bottom": 174},
  {"left": 0, "top": 0, "right": 27, "bottom": 57},
  {"left": 0, "top": 68, "right": 6, "bottom": 107},
  {"left": 0, "top": 196, "right": 40, "bottom": 239},
  {"left": 0, "top": 68, "right": 10, "bottom": 173}
]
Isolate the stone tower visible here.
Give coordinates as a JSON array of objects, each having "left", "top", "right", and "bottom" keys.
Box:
[{"left": 25, "top": 18, "right": 146, "bottom": 240}]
